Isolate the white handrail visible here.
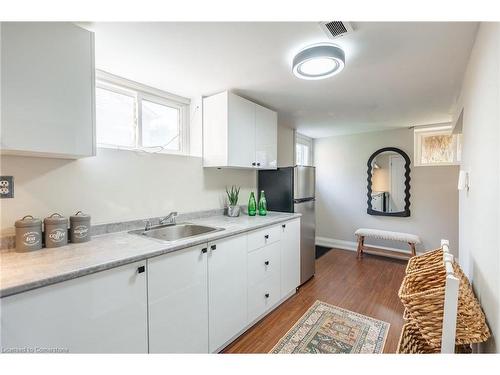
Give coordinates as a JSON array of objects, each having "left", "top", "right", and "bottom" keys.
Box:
[
  {"left": 441, "top": 239, "right": 450, "bottom": 253},
  {"left": 440, "top": 239, "right": 459, "bottom": 354}
]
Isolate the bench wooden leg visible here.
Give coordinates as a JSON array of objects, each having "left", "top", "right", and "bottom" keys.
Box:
[
  {"left": 357, "top": 236, "right": 364, "bottom": 258},
  {"left": 408, "top": 242, "right": 416, "bottom": 257}
]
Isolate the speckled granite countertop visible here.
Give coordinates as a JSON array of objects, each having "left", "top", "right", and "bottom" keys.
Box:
[{"left": 0, "top": 212, "right": 300, "bottom": 298}]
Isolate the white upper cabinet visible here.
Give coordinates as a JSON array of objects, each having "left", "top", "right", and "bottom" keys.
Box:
[
  {"left": 255, "top": 104, "right": 278, "bottom": 169},
  {"left": 203, "top": 91, "right": 277, "bottom": 169},
  {"left": 227, "top": 93, "right": 256, "bottom": 168},
  {"left": 0, "top": 22, "right": 95, "bottom": 158}
]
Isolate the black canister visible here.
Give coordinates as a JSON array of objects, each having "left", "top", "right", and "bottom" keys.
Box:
[
  {"left": 44, "top": 213, "right": 68, "bottom": 248},
  {"left": 70, "top": 211, "right": 91, "bottom": 243},
  {"left": 15, "top": 215, "right": 43, "bottom": 252}
]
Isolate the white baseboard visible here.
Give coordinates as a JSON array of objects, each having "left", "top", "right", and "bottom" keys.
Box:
[
  {"left": 316, "top": 236, "right": 423, "bottom": 255},
  {"left": 316, "top": 237, "right": 358, "bottom": 251}
]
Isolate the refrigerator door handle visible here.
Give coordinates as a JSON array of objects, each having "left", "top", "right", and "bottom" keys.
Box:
[{"left": 294, "top": 197, "right": 315, "bottom": 204}]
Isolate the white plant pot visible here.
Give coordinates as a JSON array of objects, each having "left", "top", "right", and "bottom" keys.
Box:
[{"left": 227, "top": 205, "right": 240, "bottom": 217}]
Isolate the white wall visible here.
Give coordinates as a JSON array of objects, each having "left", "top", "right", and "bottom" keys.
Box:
[
  {"left": 315, "top": 128, "right": 459, "bottom": 254},
  {"left": 1, "top": 98, "right": 291, "bottom": 235},
  {"left": 455, "top": 22, "right": 500, "bottom": 353},
  {"left": 277, "top": 123, "right": 295, "bottom": 167},
  {"left": 0, "top": 148, "right": 256, "bottom": 234},
  {"left": 189, "top": 97, "right": 203, "bottom": 157}
]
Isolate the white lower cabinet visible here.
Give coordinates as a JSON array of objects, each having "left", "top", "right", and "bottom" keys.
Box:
[
  {"left": 0, "top": 219, "right": 301, "bottom": 353},
  {"left": 247, "top": 241, "right": 281, "bottom": 322},
  {"left": 247, "top": 224, "right": 281, "bottom": 252},
  {"left": 248, "top": 240, "right": 281, "bottom": 282},
  {"left": 207, "top": 235, "right": 248, "bottom": 352},
  {"left": 147, "top": 244, "right": 209, "bottom": 353},
  {"left": 0, "top": 261, "right": 148, "bottom": 353},
  {"left": 248, "top": 273, "right": 281, "bottom": 323},
  {"left": 280, "top": 219, "right": 301, "bottom": 297}
]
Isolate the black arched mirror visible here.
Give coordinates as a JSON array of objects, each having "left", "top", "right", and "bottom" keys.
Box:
[{"left": 367, "top": 147, "right": 411, "bottom": 217}]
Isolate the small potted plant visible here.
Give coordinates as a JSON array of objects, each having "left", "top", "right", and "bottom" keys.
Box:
[{"left": 225, "top": 185, "right": 241, "bottom": 217}]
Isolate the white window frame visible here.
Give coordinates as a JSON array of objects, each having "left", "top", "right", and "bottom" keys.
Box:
[
  {"left": 413, "top": 124, "right": 461, "bottom": 167},
  {"left": 295, "top": 132, "right": 314, "bottom": 166},
  {"left": 96, "top": 70, "right": 190, "bottom": 155}
]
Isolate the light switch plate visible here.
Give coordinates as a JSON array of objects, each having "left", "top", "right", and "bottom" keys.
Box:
[{"left": 0, "top": 176, "right": 14, "bottom": 198}]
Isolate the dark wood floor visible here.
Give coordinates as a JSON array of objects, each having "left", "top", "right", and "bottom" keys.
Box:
[{"left": 224, "top": 248, "right": 407, "bottom": 353}]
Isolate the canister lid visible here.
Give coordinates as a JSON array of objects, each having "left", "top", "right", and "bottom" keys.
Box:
[
  {"left": 15, "top": 215, "right": 42, "bottom": 228},
  {"left": 44, "top": 213, "right": 68, "bottom": 225},
  {"left": 70, "top": 211, "right": 91, "bottom": 222}
]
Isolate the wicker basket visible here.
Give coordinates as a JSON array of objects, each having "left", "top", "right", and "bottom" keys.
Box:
[
  {"left": 406, "top": 247, "right": 445, "bottom": 274},
  {"left": 397, "top": 322, "right": 473, "bottom": 354},
  {"left": 398, "top": 262, "right": 490, "bottom": 348},
  {"left": 397, "top": 322, "right": 439, "bottom": 354},
  {"left": 403, "top": 308, "right": 411, "bottom": 321}
]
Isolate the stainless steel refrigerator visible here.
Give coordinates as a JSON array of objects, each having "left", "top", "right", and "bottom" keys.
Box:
[{"left": 258, "top": 166, "right": 316, "bottom": 284}]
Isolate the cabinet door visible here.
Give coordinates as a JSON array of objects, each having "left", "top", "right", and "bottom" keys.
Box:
[
  {"left": 255, "top": 104, "right": 278, "bottom": 169},
  {"left": 202, "top": 92, "right": 229, "bottom": 167},
  {"left": 227, "top": 93, "right": 256, "bottom": 168},
  {"left": 148, "top": 244, "right": 209, "bottom": 353},
  {"left": 1, "top": 22, "right": 95, "bottom": 158},
  {"left": 208, "top": 235, "right": 248, "bottom": 352},
  {"left": 0, "top": 261, "right": 148, "bottom": 353},
  {"left": 280, "top": 219, "right": 301, "bottom": 297}
]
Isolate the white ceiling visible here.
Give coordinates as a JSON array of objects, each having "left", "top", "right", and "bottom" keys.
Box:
[{"left": 85, "top": 22, "right": 478, "bottom": 138}]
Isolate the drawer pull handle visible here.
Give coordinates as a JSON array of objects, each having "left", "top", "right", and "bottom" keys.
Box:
[
  {"left": 264, "top": 260, "right": 269, "bottom": 266},
  {"left": 282, "top": 224, "right": 286, "bottom": 228},
  {"left": 210, "top": 244, "right": 217, "bottom": 250},
  {"left": 201, "top": 247, "right": 208, "bottom": 254},
  {"left": 137, "top": 265, "right": 145, "bottom": 274},
  {"left": 264, "top": 234, "right": 269, "bottom": 239},
  {"left": 252, "top": 162, "right": 256, "bottom": 166},
  {"left": 265, "top": 293, "right": 270, "bottom": 298}
]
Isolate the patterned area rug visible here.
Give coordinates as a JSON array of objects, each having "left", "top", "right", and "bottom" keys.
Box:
[{"left": 271, "top": 301, "right": 390, "bottom": 354}]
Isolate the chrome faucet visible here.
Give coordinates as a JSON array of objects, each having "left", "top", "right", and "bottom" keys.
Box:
[
  {"left": 159, "top": 211, "right": 178, "bottom": 226},
  {"left": 144, "top": 219, "right": 152, "bottom": 232}
]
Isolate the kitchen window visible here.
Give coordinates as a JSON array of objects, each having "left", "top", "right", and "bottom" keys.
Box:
[
  {"left": 296, "top": 133, "right": 314, "bottom": 166},
  {"left": 96, "top": 70, "right": 189, "bottom": 154},
  {"left": 414, "top": 124, "right": 461, "bottom": 166}
]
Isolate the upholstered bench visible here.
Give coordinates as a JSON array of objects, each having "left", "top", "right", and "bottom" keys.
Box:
[{"left": 354, "top": 228, "right": 421, "bottom": 260}]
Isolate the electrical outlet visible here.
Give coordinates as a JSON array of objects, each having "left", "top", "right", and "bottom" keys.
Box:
[{"left": 0, "top": 176, "right": 14, "bottom": 198}]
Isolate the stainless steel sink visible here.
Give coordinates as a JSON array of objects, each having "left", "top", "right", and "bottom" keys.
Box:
[{"left": 129, "top": 223, "right": 224, "bottom": 242}]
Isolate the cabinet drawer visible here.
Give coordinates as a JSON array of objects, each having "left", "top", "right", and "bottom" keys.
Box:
[
  {"left": 248, "top": 271, "right": 281, "bottom": 323},
  {"left": 247, "top": 225, "right": 281, "bottom": 252},
  {"left": 248, "top": 241, "right": 281, "bottom": 286}
]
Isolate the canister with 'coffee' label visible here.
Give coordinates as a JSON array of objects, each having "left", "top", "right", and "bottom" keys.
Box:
[
  {"left": 44, "top": 213, "right": 68, "bottom": 248},
  {"left": 15, "top": 215, "right": 43, "bottom": 252}
]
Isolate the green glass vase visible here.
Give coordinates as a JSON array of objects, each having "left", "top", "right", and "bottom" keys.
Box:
[
  {"left": 258, "top": 190, "right": 267, "bottom": 216},
  {"left": 248, "top": 192, "right": 257, "bottom": 216}
]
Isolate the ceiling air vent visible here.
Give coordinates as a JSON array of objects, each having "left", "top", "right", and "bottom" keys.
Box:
[{"left": 319, "top": 21, "right": 353, "bottom": 39}]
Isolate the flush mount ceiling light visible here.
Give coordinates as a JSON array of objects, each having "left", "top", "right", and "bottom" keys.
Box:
[{"left": 292, "top": 43, "right": 345, "bottom": 80}]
